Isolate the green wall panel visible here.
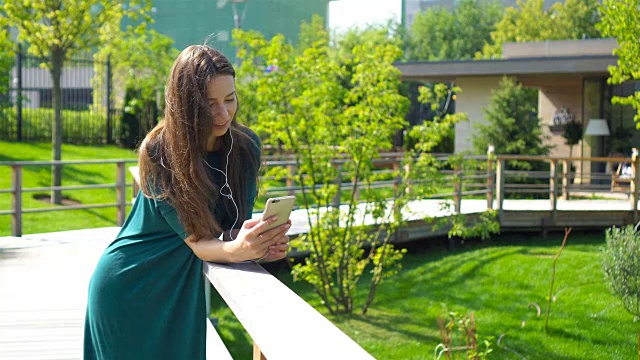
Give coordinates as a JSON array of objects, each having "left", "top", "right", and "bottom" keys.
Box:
[{"left": 150, "top": 0, "right": 327, "bottom": 60}]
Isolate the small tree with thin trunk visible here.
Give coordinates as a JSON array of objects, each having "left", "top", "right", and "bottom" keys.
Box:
[
  {"left": 562, "top": 121, "right": 583, "bottom": 159},
  {"left": 234, "top": 20, "right": 479, "bottom": 315},
  {"left": 2, "top": 0, "right": 149, "bottom": 203}
]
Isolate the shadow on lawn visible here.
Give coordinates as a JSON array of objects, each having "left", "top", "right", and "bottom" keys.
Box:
[
  {"left": 0, "top": 149, "right": 118, "bottom": 188},
  {"left": 332, "top": 312, "right": 441, "bottom": 345}
]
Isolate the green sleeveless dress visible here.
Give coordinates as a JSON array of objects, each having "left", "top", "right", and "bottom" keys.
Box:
[{"left": 84, "top": 132, "right": 259, "bottom": 360}]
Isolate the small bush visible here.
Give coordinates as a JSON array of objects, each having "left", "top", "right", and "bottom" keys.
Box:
[
  {"left": 602, "top": 225, "right": 640, "bottom": 320},
  {"left": 435, "top": 308, "right": 493, "bottom": 360}
]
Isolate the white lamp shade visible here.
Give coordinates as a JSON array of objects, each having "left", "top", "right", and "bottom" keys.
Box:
[{"left": 585, "top": 119, "right": 610, "bottom": 136}]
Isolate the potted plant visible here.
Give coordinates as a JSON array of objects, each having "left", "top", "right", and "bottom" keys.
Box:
[{"left": 562, "top": 120, "right": 583, "bottom": 182}]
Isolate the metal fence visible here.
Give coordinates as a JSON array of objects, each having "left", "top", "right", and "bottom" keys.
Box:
[{"left": 0, "top": 48, "right": 121, "bottom": 144}]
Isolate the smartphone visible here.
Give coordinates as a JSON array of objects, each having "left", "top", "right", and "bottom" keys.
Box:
[{"left": 261, "top": 196, "right": 295, "bottom": 232}]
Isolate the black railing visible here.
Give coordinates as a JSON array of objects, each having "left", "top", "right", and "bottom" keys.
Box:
[{"left": 0, "top": 50, "right": 122, "bottom": 144}]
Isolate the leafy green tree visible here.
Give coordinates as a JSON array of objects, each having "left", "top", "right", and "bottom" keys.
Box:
[
  {"left": 1, "top": 0, "right": 149, "bottom": 203},
  {"left": 562, "top": 121, "right": 583, "bottom": 159},
  {"left": 407, "top": 0, "right": 503, "bottom": 61},
  {"left": 599, "top": 0, "right": 640, "bottom": 124},
  {"left": 93, "top": 24, "right": 178, "bottom": 148},
  {"left": 234, "top": 19, "right": 496, "bottom": 314},
  {"left": 472, "top": 77, "right": 552, "bottom": 169},
  {"left": 405, "top": 1, "right": 502, "bottom": 153},
  {"left": 235, "top": 26, "right": 409, "bottom": 315},
  {"left": 297, "top": 14, "right": 328, "bottom": 54},
  {"left": 479, "top": 0, "right": 601, "bottom": 59}
]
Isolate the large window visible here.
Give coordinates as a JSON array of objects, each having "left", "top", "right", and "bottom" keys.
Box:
[{"left": 604, "top": 81, "right": 640, "bottom": 156}]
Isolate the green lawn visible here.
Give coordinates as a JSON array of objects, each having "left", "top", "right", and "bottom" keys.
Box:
[
  {"left": 212, "top": 231, "right": 638, "bottom": 359},
  {"left": 0, "top": 140, "right": 138, "bottom": 236},
  {"left": 2, "top": 141, "right": 635, "bottom": 358}
]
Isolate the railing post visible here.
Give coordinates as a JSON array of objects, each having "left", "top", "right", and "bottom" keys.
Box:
[
  {"left": 11, "top": 165, "right": 22, "bottom": 237},
  {"left": 631, "top": 148, "right": 639, "bottom": 223},
  {"left": 496, "top": 159, "right": 504, "bottom": 223},
  {"left": 253, "top": 343, "right": 266, "bottom": 360},
  {"left": 562, "top": 159, "right": 570, "bottom": 200},
  {"left": 392, "top": 155, "right": 401, "bottom": 197},
  {"left": 286, "top": 164, "right": 295, "bottom": 196},
  {"left": 486, "top": 145, "right": 495, "bottom": 210},
  {"left": 550, "top": 159, "right": 558, "bottom": 222},
  {"left": 403, "top": 162, "right": 411, "bottom": 195},
  {"left": 332, "top": 163, "right": 342, "bottom": 208},
  {"left": 454, "top": 163, "right": 462, "bottom": 214},
  {"left": 116, "top": 161, "right": 126, "bottom": 225}
]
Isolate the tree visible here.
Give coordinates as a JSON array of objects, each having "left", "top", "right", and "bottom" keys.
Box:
[
  {"left": 93, "top": 24, "right": 178, "bottom": 148},
  {"left": 472, "top": 77, "right": 552, "bottom": 169},
  {"left": 405, "top": 1, "right": 502, "bottom": 152},
  {"left": 2, "top": 0, "right": 150, "bottom": 204},
  {"left": 235, "top": 25, "right": 409, "bottom": 315},
  {"left": 562, "top": 121, "right": 583, "bottom": 159},
  {"left": 234, "top": 18, "right": 495, "bottom": 314},
  {"left": 479, "top": 0, "right": 601, "bottom": 59},
  {"left": 297, "top": 14, "right": 328, "bottom": 54},
  {"left": 599, "top": 0, "right": 640, "bottom": 124},
  {"left": 407, "top": 0, "right": 503, "bottom": 61}
]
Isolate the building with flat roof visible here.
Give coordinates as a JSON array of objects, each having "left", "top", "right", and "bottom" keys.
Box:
[{"left": 396, "top": 38, "right": 639, "bottom": 180}]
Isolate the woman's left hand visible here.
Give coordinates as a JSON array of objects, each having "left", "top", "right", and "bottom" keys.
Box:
[
  {"left": 259, "top": 219, "right": 291, "bottom": 262},
  {"left": 223, "top": 220, "right": 291, "bottom": 261}
]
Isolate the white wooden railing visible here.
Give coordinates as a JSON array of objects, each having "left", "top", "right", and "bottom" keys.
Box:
[{"left": 203, "top": 261, "right": 374, "bottom": 359}]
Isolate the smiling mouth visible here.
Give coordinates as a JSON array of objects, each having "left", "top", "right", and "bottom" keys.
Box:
[{"left": 214, "top": 120, "right": 229, "bottom": 126}]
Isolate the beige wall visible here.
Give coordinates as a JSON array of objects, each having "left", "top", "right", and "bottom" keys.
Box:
[
  {"left": 454, "top": 76, "right": 504, "bottom": 153},
  {"left": 454, "top": 74, "right": 593, "bottom": 180},
  {"left": 455, "top": 75, "right": 599, "bottom": 182},
  {"left": 520, "top": 76, "right": 585, "bottom": 157},
  {"left": 521, "top": 76, "right": 594, "bottom": 179}
]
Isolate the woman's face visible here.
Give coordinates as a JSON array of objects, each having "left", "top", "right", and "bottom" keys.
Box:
[{"left": 207, "top": 75, "right": 237, "bottom": 138}]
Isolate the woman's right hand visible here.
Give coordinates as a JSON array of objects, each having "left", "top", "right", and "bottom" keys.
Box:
[{"left": 228, "top": 216, "right": 291, "bottom": 262}]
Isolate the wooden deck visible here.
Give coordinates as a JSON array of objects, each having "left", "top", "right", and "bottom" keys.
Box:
[
  {"left": 0, "top": 198, "right": 635, "bottom": 359},
  {"left": 0, "top": 228, "right": 119, "bottom": 360}
]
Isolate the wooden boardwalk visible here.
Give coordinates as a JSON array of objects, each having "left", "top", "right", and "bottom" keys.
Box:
[
  {"left": 0, "top": 198, "right": 634, "bottom": 359},
  {"left": 0, "top": 228, "right": 119, "bottom": 360}
]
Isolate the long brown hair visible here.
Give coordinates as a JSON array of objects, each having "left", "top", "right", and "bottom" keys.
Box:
[{"left": 138, "top": 45, "right": 260, "bottom": 240}]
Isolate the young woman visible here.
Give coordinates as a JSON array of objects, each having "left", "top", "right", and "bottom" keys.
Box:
[{"left": 84, "top": 45, "right": 290, "bottom": 359}]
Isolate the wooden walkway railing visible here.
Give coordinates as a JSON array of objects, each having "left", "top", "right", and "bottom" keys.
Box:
[
  {"left": 3, "top": 151, "right": 640, "bottom": 359},
  {"left": 203, "top": 261, "right": 374, "bottom": 359},
  {"left": 0, "top": 159, "right": 138, "bottom": 236},
  {"left": 2, "top": 152, "right": 639, "bottom": 236}
]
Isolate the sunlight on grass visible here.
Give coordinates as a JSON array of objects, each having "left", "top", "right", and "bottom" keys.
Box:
[
  {"left": 0, "top": 140, "right": 137, "bottom": 235},
  {"left": 212, "top": 232, "right": 638, "bottom": 359}
]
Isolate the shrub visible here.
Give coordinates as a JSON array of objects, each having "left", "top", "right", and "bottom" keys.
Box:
[
  {"left": 602, "top": 225, "right": 640, "bottom": 320},
  {"left": 0, "top": 107, "right": 119, "bottom": 144},
  {"left": 435, "top": 308, "right": 493, "bottom": 360}
]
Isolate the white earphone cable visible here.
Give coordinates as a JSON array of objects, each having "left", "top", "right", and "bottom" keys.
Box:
[{"left": 204, "top": 130, "right": 239, "bottom": 240}]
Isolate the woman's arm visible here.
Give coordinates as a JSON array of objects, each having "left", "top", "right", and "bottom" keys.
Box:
[
  {"left": 156, "top": 198, "right": 289, "bottom": 262},
  {"left": 184, "top": 216, "right": 290, "bottom": 263}
]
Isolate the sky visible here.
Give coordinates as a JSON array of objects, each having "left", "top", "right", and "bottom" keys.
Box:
[{"left": 328, "top": 0, "right": 402, "bottom": 33}]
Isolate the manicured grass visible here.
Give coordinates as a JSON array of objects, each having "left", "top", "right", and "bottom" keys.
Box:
[
  {"left": 0, "top": 140, "right": 137, "bottom": 236},
  {"left": 211, "top": 231, "right": 638, "bottom": 359}
]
